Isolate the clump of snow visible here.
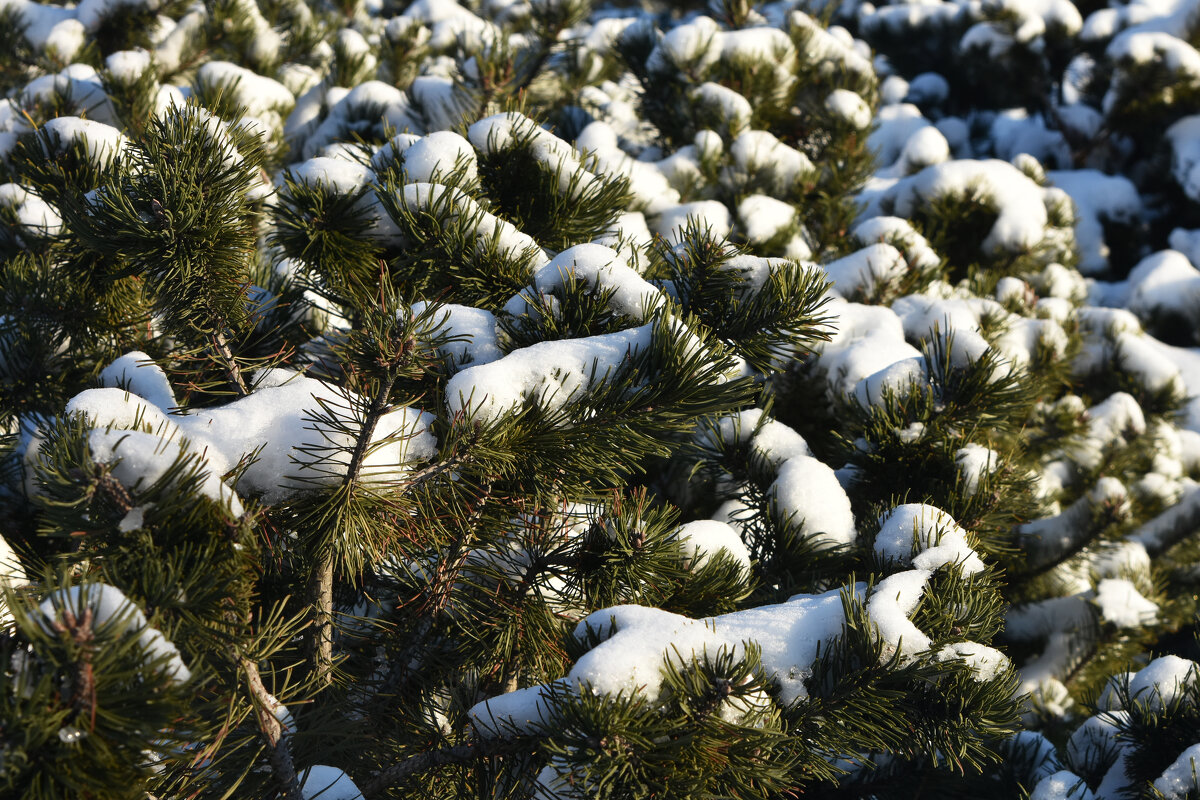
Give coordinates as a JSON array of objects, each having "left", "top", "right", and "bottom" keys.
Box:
[
  {"left": 88, "top": 427, "right": 245, "bottom": 517},
  {"left": 1128, "top": 655, "right": 1198, "bottom": 707},
  {"left": 397, "top": 182, "right": 548, "bottom": 269},
  {"left": 104, "top": 49, "right": 152, "bottom": 84},
  {"left": 737, "top": 194, "right": 796, "bottom": 245},
  {"left": 873, "top": 503, "right": 985, "bottom": 575},
  {"left": 398, "top": 130, "right": 478, "bottom": 184},
  {"left": 1030, "top": 771, "right": 1097, "bottom": 800},
  {"left": 934, "top": 641, "right": 1009, "bottom": 682},
  {"left": 40, "top": 116, "right": 128, "bottom": 166},
  {"left": 98, "top": 351, "right": 177, "bottom": 411},
  {"left": 179, "top": 371, "right": 437, "bottom": 502},
  {"left": 1093, "top": 578, "right": 1158, "bottom": 628},
  {"left": 469, "top": 113, "right": 600, "bottom": 199},
  {"left": 867, "top": 569, "right": 936, "bottom": 662},
  {"left": 300, "top": 766, "right": 364, "bottom": 800},
  {"left": 852, "top": 216, "right": 941, "bottom": 276},
  {"left": 297, "top": 81, "right": 422, "bottom": 160},
  {"left": 815, "top": 300, "right": 921, "bottom": 399},
  {"left": 1121, "top": 250, "right": 1200, "bottom": 328},
  {"left": 853, "top": 356, "right": 928, "bottom": 407},
  {"left": 446, "top": 324, "right": 654, "bottom": 424},
  {"left": 674, "top": 520, "right": 751, "bottom": 574},
  {"left": 697, "top": 408, "right": 811, "bottom": 474},
  {"left": 196, "top": 61, "right": 293, "bottom": 130},
  {"left": 1048, "top": 170, "right": 1141, "bottom": 275},
  {"left": 822, "top": 243, "right": 907, "bottom": 299},
  {"left": 470, "top": 586, "right": 855, "bottom": 735},
  {"left": 874, "top": 159, "right": 1056, "bottom": 254},
  {"left": 39, "top": 583, "right": 190, "bottom": 683},
  {"left": 770, "top": 455, "right": 857, "bottom": 549},
  {"left": 825, "top": 89, "right": 872, "bottom": 129},
  {"left": 411, "top": 302, "right": 502, "bottom": 371},
  {"left": 727, "top": 130, "right": 815, "bottom": 195},
  {"left": 0, "top": 183, "right": 62, "bottom": 242},
  {"left": 956, "top": 443, "right": 998, "bottom": 495},
  {"left": 654, "top": 201, "right": 732, "bottom": 241},
  {"left": 507, "top": 244, "right": 665, "bottom": 324},
  {"left": 1153, "top": 744, "right": 1200, "bottom": 800}
]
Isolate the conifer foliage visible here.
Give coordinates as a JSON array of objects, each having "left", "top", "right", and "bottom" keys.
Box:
[{"left": 0, "top": 0, "right": 1199, "bottom": 798}]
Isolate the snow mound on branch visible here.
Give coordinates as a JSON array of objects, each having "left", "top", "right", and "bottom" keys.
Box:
[
  {"left": 469, "top": 112, "right": 601, "bottom": 198},
  {"left": 470, "top": 504, "right": 1005, "bottom": 734},
  {"left": 411, "top": 302, "right": 502, "bottom": 372},
  {"left": 1154, "top": 744, "right": 1200, "bottom": 799},
  {"left": 445, "top": 324, "right": 654, "bottom": 424},
  {"left": 98, "top": 351, "right": 177, "bottom": 412},
  {"left": 873, "top": 503, "right": 985, "bottom": 574},
  {"left": 673, "top": 520, "right": 751, "bottom": 574},
  {"left": 60, "top": 359, "right": 438, "bottom": 506},
  {"left": 1030, "top": 771, "right": 1096, "bottom": 800},
  {"left": 1094, "top": 578, "right": 1158, "bottom": 628},
  {"left": 770, "top": 455, "right": 857, "bottom": 549},
  {"left": 0, "top": 183, "right": 61, "bottom": 243},
  {"left": 506, "top": 244, "right": 665, "bottom": 323},
  {"left": 179, "top": 371, "right": 437, "bottom": 502},
  {"left": 300, "top": 766, "right": 363, "bottom": 800},
  {"left": 873, "top": 159, "right": 1056, "bottom": 253},
  {"left": 39, "top": 583, "right": 190, "bottom": 684}
]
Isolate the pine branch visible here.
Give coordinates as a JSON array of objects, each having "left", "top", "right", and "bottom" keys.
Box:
[
  {"left": 361, "top": 736, "right": 534, "bottom": 796},
  {"left": 308, "top": 377, "right": 394, "bottom": 686},
  {"left": 240, "top": 655, "right": 304, "bottom": 800},
  {"left": 210, "top": 329, "right": 249, "bottom": 397}
]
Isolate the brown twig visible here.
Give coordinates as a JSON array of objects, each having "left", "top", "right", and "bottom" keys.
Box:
[{"left": 240, "top": 656, "right": 303, "bottom": 800}]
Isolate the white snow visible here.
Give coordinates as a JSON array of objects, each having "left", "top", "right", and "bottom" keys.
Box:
[
  {"left": 737, "top": 194, "right": 796, "bottom": 244},
  {"left": 1153, "top": 744, "right": 1200, "bottom": 799},
  {"left": 876, "top": 159, "right": 1053, "bottom": 253},
  {"left": 445, "top": 324, "right": 654, "bottom": 424},
  {"left": 88, "top": 427, "right": 245, "bottom": 517},
  {"left": 1128, "top": 655, "right": 1198, "bottom": 707},
  {"left": 822, "top": 243, "right": 907, "bottom": 299},
  {"left": 468, "top": 113, "right": 600, "bottom": 199},
  {"left": 873, "top": 503, "right": 985, "bottom": 575},
  {"left": 196, "top": 61, "right": 294, "bottom": 126},
  {"left": 512, "top": 244, "right": 665, "bottom": 323},
  {"left": 411, "top": 302, "right": 502, "bottom": 371},
  {"left": 397, "top": 183, "right": 548, "bottom": 269},
  {"left": 39, "top": 583, "right": 190, "bottom": 683},
  {"left": 301, "top": 766, "right": 364, "bottom": 800},
  {"left": 1031, "top": 771, "right": 1097, "bottom": 800},
  {"left": 654, "top": 201, "right": 732, "bottom": 241},
  {"left": 399, "top": 130, "right": 478, "bottom": 184},
  {"left": 674, "top": 520, "right": 751, "bottom": 574},
  {"left": 178, "top": 372, "right": 437, "bottom": 502},
  {"left": 0, "top": 183, "right": 62, "bottom": 241},
  {"left": 1048, "top": 170, "right": 1142, "bottom": 275},
  {"left": 933, "top": 641, "right": 1009, "bottom": 682},
  {"left": 98, "top": 351, "right": 177, "bottom": 411},
  {"left": 470, "top": 585, "right": 856, "bottom": 734},
  {"left": 867, "top": 569, "right": 935, "bottom": 662},
  {"left": 825, "top": 89, "right": 872, "bottom": 129},
  {"left": 40, "top": 116, "right": 128, "bottom": 165},
  {"left": 104, "top": 49, "right": 152, "bottom": 83},
  {"left": 956, "top": 444, "right": 998, "bottom": 496},
  {"left": 770, "top": 455, "right": 857, "bottom": 549},
  {"left": 1093, "top": 578, "right": 1158, "bottom": 628}
]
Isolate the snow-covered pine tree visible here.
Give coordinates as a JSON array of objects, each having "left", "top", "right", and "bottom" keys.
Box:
[{"left": 0, "top": 0, "right": 1199, "bottom": 798}]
